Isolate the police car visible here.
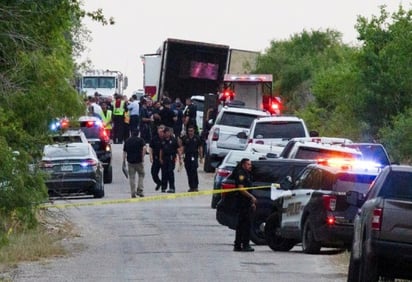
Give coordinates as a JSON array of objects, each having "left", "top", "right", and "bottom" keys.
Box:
[{"left": 264, "top": 158, "right": 381, "bottom": 254}]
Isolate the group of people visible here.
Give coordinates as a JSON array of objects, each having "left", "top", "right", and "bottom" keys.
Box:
[
  {"left": 89, "top": 92, "right": 255, "bottom": 252},
  {"left": 120, "top": 94, "right": 203, "bottom": 197}
]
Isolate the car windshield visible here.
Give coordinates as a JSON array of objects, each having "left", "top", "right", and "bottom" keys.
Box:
[
  {"left": 79, "top": 121, "right": 102, "bottom": 139},
  {"left": 218, "top": 112, "right": 260, "bottom": 128},
  {"left": 253, "top": 121, "right": 306, "bottom": 139},
  {"left": 83, "top": 76, "right": 115, "bottom": 89},
  {"left": 52, "top": 135, "right": 82, "bottom": 143},
  {"left": 295, "top": 147, "right": 361, "bottom": 160},
  {"left": 334, "top": 173, "right": 377, "bottom": 194},
  {"left": 44, "top": 145, "right": 89, "bottom": 158},
  {"left": 346, "top": 144, "right": 390, "bottom": 166}
]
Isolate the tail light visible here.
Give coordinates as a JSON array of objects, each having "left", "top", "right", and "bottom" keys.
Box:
[
  {"left": 39, "top": 161, "right": 53, "bottom": 168},
  {"left": 221, "top": 182, "right": 236, "bottom": 197},
  {"left": 216, "top": 168, "right": 231, "bottom": 178},
  {"left": 212, "top": 128, "right": 220, "bottom": 141},
  {"left": 371, "top": 208, "right": 383, "bottom": 231},
  {"left": 81, "top": 159, "right": 98, "bottom": 167},
  {"left": 322, "top": 195, "right": 337, "bottom": 211}
]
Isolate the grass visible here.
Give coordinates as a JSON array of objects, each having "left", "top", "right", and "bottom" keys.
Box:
[{"left": 0, "top": 209, "right": 77, "bottom": 275}]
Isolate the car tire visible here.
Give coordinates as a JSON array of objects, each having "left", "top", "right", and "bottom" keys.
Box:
[
  {"left": 211, "top": 194, "right": 221, "bottom": 209},
  {"left": 359, "top": 240, "right": 379, "bottom": 282},
  {"left": 94, "top": 177, "right": 105, "bottom": 198},
  {"left": 264, "top": 213, "right": 295, "bottom": 251},
  {"left": 302, "top": 219, "right": 321, "bottom": 254},
  {"left": 347, "top": 250, "right": 361, "bottom": 282},
  {"left": 250, "top": 211, "right": 267, "bottom": 245},
  {"left": 104, "top": 165, "right": 113, "bottom": 184},
  {"left": 203, "top": 153, "right": 215, "bottom": 173}
]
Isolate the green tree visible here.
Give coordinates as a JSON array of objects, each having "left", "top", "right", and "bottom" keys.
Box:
[
  {"left": 355, "top": 5, "right": 412, "bottom": 137},
  {"left": 0, "top": 0, "right": 113, "bottom": 246}
]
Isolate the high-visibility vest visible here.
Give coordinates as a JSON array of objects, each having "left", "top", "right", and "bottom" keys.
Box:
[
  {"left": 112, "top": 100, "right": 125, "bottom": 116},
  {"left": 101, "top": 110, "right": 112, "bottom": 129}
]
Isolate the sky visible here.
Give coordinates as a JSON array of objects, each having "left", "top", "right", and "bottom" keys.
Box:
[{"left": 78, "top": 0, "right": 406, "bottom": 96}]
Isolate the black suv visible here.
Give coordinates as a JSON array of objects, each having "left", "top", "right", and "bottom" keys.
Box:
[
  {"left": 264, "top": 160, "right": 380, "bottom": 254},
  {"left": 216, "top": 158, "right": 315, "bottom": 245},
  {"left": 78, "top": 116, "right": 112, "bottom": 183}
]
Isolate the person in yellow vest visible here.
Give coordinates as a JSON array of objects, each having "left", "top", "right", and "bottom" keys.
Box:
[
  {"left": 112, "top": 93, "right": 127, "bottom": 144},
  {"left": 123, "top": 95, "right": 131, "bottom": 142},
  {"left": 100, "top": 102, "right": 113, "bottom": 141}
]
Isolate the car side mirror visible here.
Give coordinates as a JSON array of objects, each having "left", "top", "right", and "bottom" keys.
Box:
[
  {"left": 266, "top": 153, "right": 278, "bottom": 158},
  {"left": 236, "top": 132, "right": 247, "bottom": 139},
  {"left": 270, "top": 183, "right": 293, "bottom": 200},
  {"left": 309, "top": 130, "right": 319, "bottom": 137}
]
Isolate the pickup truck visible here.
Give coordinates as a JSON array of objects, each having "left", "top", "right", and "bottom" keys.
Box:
[
  {"left": 348, "top": 165, "right": 412, "bottom": 282},
  {"left": 216, "top": 158, "right": 314, "bottom": 245}
]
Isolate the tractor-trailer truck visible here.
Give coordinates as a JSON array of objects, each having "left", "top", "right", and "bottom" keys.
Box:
[{"left": 146, "top": 38, "right": 230, "bottom": 102}]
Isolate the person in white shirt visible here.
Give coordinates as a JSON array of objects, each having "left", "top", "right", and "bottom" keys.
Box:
[{"left": 128, "top": 94, "right": 140, "bottom": 134}]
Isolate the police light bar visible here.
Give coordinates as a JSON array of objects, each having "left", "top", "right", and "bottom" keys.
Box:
[
  {"left": 317, "top": 158, "right": 381, "bottom": 171},
  {"left": 224, "top": 74, "right": 273, "bottom": 82}
]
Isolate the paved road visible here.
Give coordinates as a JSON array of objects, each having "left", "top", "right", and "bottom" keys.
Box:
[{"left": 10, "top": 143, "right": 348, "bottom": 282}]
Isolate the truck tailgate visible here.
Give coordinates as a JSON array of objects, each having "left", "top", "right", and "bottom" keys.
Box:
[
  {"left": 216, "top": 126, "right": 248, "bottom": 150},
  {"left": 380, "top": 199, "right": 412, "bottom": 243}
]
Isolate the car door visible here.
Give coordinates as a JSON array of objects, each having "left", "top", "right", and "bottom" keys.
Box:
[{"left": 281, "top": 167, "right": 320, "bottom": 230}]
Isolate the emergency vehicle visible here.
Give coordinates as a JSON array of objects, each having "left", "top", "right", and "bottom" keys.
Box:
[
  {"left": 221, "top": 74, "right": 282, "bottom": 115},
  {"left": 265, "top": 158, "right": 381, "bottom": 254}
]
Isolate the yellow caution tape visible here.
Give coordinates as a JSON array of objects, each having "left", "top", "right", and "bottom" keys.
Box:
[{"left": 40, "top": 185, "right": 272, "bottom": 209}]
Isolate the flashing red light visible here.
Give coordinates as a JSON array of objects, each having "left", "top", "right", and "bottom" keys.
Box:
[
  {"left": 326, "top": 216, "right": 336, "bottom": 225},
  {"left": 60, "top": 119, "right": 69, "bottom": 129},
  {"left": 86, "top": 121, "right": 94, "bottom": 128}
]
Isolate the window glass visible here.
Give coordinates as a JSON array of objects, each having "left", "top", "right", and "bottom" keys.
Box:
[
  {"left": 295, "top": 147, "right": 360, "bottom": 160},
  {"left": 253, "top": 121, "right": 306, "bottom": 139},
  {"left": 218, "top": 112, "right": 259, "bottom": 128},
  {"left": 379, "top": 171, "right": 412, "bottom": 200},
  {"left": 192, "top": 100, "right": 204, "bottom": 112},
  {"left": 98, "top": 77, "right": 115, "bottom": 88}
]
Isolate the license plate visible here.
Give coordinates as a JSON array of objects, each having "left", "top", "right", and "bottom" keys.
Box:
[{"left": 61, "top": 165, "right": 73, "bottom": 172}]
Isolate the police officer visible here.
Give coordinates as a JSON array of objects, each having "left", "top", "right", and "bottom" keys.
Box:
[
  {"left": 183, "top": 97, "right": 198, "bottom": 135},
  {"left": 149, "top": 124, "right": 165, "bottom": 191},
  {"left": 159, "top": 127, "right": 181, "bottom": 193},
  {"left": 233, "top": 158, "right": 257, "bottom": 252},
  {"left": 182, "top": 125, "right": 203, "bottom": 192},
  {"left": 112, "top": 93, "right": 127, "bottom": 144}
]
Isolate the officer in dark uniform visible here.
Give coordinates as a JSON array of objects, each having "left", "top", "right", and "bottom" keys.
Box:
[
  {"left": 233, "top": 158, "right": 257, "bottom": 252},
  {"left": 182, "top": 125, "right": 203, "bottom": 192},
  {"left": 159, "top": 127, "right": 181, "bottom": 193},
  {"left": 149, "top": 124, "right": 165, "bottom": 191},
  {"left": 183, "top": 97, "right": 198, "bottom": 134}
]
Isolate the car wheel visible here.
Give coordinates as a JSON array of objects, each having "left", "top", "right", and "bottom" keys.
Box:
[
  {"left": 104, "top": 165, "right": 113, "bottom": 184},
  {"left": 347, "top": 250, "right": 361, "bottom": 282},
  {"left": 94, "top": 177, "right": 105, "bottom": 198},
  {"left": 359, "top": 240, "right": 379, "bottom": 282},
  {"left": 211, "top": 194, "right": 221, "bottom": 209},
  {"left": 250, "top": 212, "right": 268, "bottom": 245},
  {"left": 264, "top": 213, "right": 295, "bottom": 251},
  {"left": 302, "top": 219, "right": 321, "bottom": 254},
  {"left": 203, "top": 153, "right": 215, "bottom": 173}
]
